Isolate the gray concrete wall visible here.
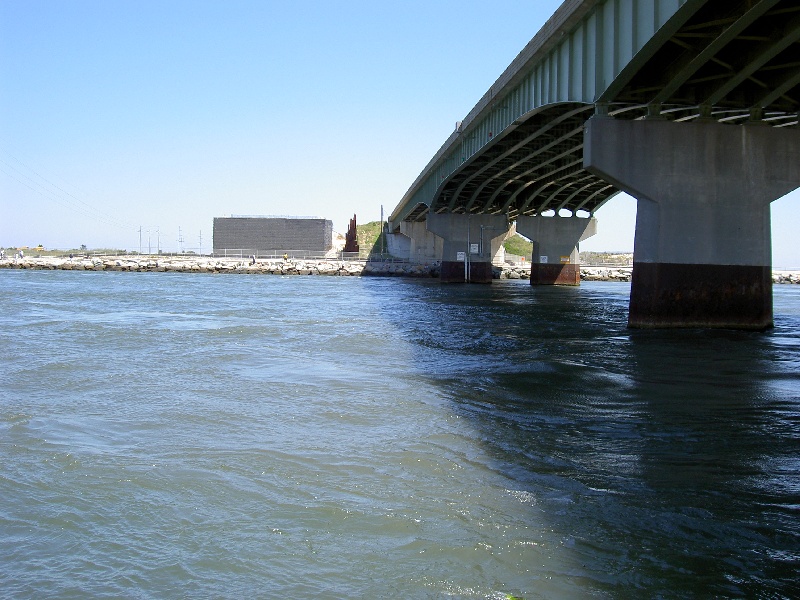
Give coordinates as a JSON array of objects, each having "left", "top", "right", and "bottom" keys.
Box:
[
  {"left": 400, "top": 220, "right": 443, "bottom": 263},
  {"left": 385, "top": 230, "right": 411, "bottom": 260},
  {"left": 213, "top": 218, "right": 333, "bottom": 254}
]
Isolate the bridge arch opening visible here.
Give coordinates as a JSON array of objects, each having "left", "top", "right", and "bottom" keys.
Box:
[
  {"left": 577, "top": 193, "right": 636, "bottom": 255},
  {"left": 771, "top": 188, "right": 800, "bottom": 270}
]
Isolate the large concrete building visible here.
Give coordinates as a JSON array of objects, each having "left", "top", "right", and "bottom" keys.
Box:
[{"left": 213, "top": 217, "right": 333, "bottom": 256}]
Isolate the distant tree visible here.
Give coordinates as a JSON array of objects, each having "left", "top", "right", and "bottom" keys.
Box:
[{"left": 80, "top": 244, "right": 87, "bottom": 251}]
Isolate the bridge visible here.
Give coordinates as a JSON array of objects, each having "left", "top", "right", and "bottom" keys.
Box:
[{"left": 387, "top": 0, "right": 800, "bottom": 329}]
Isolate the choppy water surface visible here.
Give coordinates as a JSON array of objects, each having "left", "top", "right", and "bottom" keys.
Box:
[{"left": 1, "top": 269, "right": 798, "bottom": 599}]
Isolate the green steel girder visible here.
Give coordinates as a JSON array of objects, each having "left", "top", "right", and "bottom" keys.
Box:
[
  {"left": 390, "top": 0, "right": 800, "bottom": 228},
  {"left": 619, "top": 0, "right": 800, "bottom": 111}
]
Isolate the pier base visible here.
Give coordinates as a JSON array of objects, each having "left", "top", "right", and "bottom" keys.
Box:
[
  {"left": 440, "top": 260, "right": 493, "bottom": 283},
  {"left": 530, "top": 263, "right": 581, "bottom": 285},
  {"left": 629, "top": 263, "right": 772, "bottom": 329}
]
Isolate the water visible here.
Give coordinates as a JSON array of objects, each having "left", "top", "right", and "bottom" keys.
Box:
[{"left": 1, "top": 269, "right": 798, "bottom": 599}]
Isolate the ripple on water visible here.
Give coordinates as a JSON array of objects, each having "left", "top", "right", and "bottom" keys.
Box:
[{"left": 0, "top": 271, "right": 798, "bottom": 598}]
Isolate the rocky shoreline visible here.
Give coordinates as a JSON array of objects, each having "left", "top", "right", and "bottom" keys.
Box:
[{"left": 1, "top": 255, "right": 799, "bottom": 283}]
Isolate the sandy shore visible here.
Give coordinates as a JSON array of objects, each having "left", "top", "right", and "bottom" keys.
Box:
[{"left": 1, "top": 255, "right": 798, "bottom": 283}]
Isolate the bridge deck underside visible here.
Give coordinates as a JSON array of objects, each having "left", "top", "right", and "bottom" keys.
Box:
[
  {"left": 607, "top": 0, "right": 800, "bottom": 116},
  {"left": 397, "top": 0, "right": 800, "bottom": 227},
  {"left": 430, "top": 104, "right": 614, "bottom": 221}
]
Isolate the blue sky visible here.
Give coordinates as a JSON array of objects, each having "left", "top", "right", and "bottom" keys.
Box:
[{"left": 1, "top": 0, "right": 798, "bottom": 266}]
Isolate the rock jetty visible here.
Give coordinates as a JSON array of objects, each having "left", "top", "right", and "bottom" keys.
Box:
[
  {"left": 0, "top": 255, "right": 436, "bottom": 277},
  {"left": 1, "top": 255, "right": 798, "bottom": 283}
]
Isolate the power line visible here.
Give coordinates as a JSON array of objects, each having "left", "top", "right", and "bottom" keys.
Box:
[
  {"left": 0, "top": 162, "right": 137, "bottom": 232},
  {"left": 0, "top": 140, "right": 156, "bottom": 232}
]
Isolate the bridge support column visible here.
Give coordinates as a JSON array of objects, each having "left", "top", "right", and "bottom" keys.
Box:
[
  {"left": 585, "top": 117, "right": 800, "bottom": 329},
  {"left": 516, "top": 215, "right": 597, "bottom": 285},
  {"left": 426, "top": 213, "right": 510, "bottom": 283}
]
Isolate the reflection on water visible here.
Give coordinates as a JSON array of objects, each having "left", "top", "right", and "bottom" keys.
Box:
[
  {"left": 0, "top": 271, "right": 797, "bottom": 598},
  {"left": 383, "top": 280, "right": 800, "bottom": 597}
]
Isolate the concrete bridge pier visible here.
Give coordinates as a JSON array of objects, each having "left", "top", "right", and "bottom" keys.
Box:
[
  {"left": 426, "top": 213, "right": 510, "bottom": 282},
  {"left": 585, "top": 116, "right": 800, "bottom": 330},
  {"left": 516, "top": 215, "right": 597, "bottom": 285}
]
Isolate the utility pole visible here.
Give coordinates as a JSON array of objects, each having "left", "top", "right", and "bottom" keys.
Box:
[
  {"left": 156, "top": 228, "right": 160, "bottom": 254},
  {"left": 138, "top": 226, "right": 142, "bottom": 254},
  {"left": 199, "top": 230, "right": 203, "bottom": 255},
  {"left": 177, "top": 227, "right": 184, "bottom": 253},
  {"left": 466, "top": 214, "right": 470, "bottom": 282}
]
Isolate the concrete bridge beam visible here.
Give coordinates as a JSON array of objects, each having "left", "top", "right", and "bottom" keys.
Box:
[
  {"left": 426, "top": 213, "right": 510, "bottom": 283},
  {"left": 516, "top": 215, "right": 597, "bottom": 285},
  {"left": 585, "top": 116, "right": 800, "bottom": 329}
]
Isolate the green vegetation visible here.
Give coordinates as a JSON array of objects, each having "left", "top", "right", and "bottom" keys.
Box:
[
  {"left": 503, "top": 234, "right": 533, "bottom": 260},
  {"left": 355, "top": 221, "right": 396, "bottom": 258},
  {"left": 355, "top": 221, "right": 383, "bottom": 252}
]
